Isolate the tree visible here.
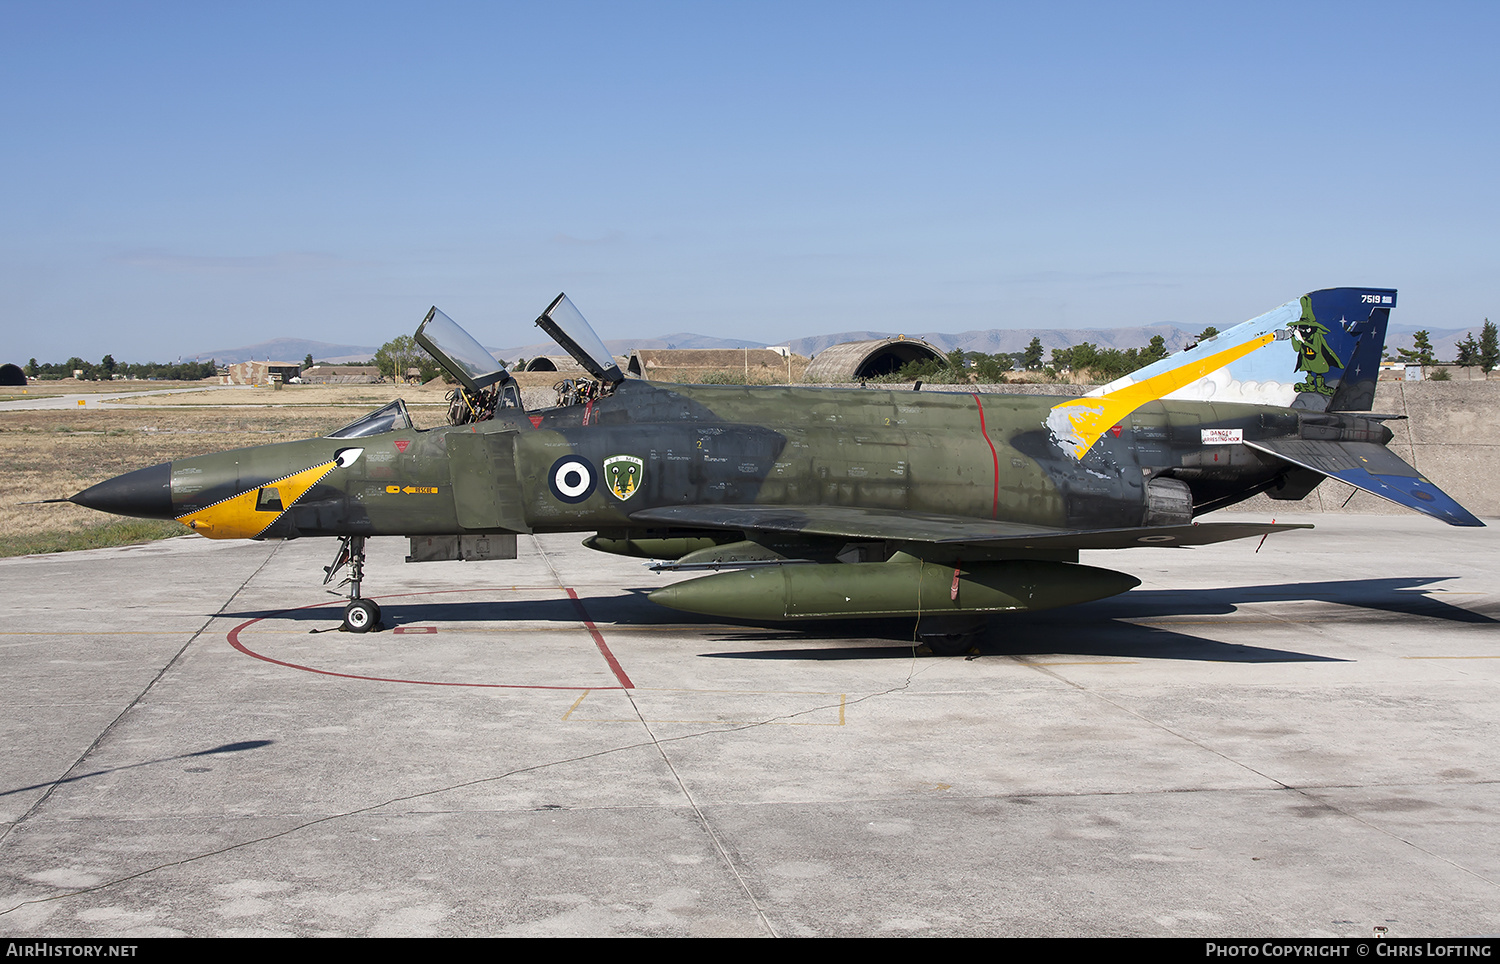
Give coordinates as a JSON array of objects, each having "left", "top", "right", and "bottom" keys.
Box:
[
  {"left": 25, "top": 358, "right": 38, "bottom": 376},
  {"left": 1142, "top": 334, "right": 1168, "bottom": 365},
  {"left": 1196, "top": 326, "right": 1218, "bottom": 341},
  {"left": 1455, "top": 332, "right": 1480, "bottom": 368},
  {"left": 374, "top": 335, "right": 440, "bottom": 383},
  {"left": 971, "top": 352, "right": 1013, "bottom": 381},
  {"left": 1482, "top": 319, "right": 1499, "bottom": 374},
  {"left": 1397, "top": 331, "right": 1437, "bottom": 367},
  {"left": 303, "top": 353, "right": 315, "bottom": 369},
  {"left": 1023, "top": 337, "right": 1044, "bottom": 371}
]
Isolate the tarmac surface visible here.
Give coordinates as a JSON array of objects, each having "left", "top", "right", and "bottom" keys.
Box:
[{"left": 1, "top": 512, "right": 1497, "bottom": 937}]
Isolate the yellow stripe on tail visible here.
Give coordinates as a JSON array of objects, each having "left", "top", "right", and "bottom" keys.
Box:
[{"left": 1046, "top": 334, "right": 1275, "bottom": 460}]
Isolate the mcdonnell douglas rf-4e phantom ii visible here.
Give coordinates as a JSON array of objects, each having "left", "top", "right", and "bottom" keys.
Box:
[{"left": 63, "top": 288, "right": 1484, "bottom": 648}]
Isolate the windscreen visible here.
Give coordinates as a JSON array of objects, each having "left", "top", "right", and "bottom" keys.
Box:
[
  {"left": 327, "top": 399, "right": 413, "bottom": 438},
  {"left": 414, "top": 307, "right": 509, "bottom": 392}
]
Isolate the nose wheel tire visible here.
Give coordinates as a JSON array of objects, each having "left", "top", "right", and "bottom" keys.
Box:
[{"left": 343, "top": 599, "right": 381, "bottom": 633}]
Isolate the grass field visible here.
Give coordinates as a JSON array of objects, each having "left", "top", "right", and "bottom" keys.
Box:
[{"left": 0, "top": 382, "right": 454, "bottom": 557}]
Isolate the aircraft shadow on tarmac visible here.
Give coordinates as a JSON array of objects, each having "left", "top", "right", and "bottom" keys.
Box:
[
  {"left": 224, "top": 574, "right": 1490, "bottom": 665},
  {"left": 699, "top": 574, "right": 1494, "bottom": 663},
  {"left": 0, "top": 741, "right": 273, "bottom": 800}
]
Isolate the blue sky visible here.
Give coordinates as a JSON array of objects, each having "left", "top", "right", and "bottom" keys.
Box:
[{"left": 2, "top": 2, "right": 1495, "bottom": 362}]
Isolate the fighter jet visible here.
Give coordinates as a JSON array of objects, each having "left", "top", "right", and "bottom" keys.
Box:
[{"left": 62, "top": 287, "right": 1483, "bottom": 648}]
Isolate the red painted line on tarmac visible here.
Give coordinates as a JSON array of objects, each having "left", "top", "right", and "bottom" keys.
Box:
[
  {"left": 971, "top": 393, "right": 1001, "bottom": 518},
  {"left": 226, "top": 587, "right": 632, "bottom": 691},
  {"left": 565, "top": 588, "right": 634, "bottom": 689}
]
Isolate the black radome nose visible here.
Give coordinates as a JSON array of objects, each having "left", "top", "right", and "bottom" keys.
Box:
[{"left": 70, "top": 462, "right": 175, "bottom": 520}]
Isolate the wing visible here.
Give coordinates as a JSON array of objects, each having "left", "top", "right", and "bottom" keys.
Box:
[{"left": 630, "top": 503, "right": 1310, "bottom": 550}]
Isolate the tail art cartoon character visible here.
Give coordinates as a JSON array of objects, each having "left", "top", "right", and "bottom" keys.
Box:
[{"left": 1289, "top": 295, "right": 1344, "bottom": 397}]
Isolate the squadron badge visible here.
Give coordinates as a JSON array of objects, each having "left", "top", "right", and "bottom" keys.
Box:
[{"left": 603, "top": 455, "right": 644, "bottom": 501}]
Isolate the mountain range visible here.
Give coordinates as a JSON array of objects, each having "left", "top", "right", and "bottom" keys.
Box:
[
  {"left": 495, "top": 324, "right": 1204, "bottom": 362},
  {"left": 191, "top": 338, "right": 382, "bottom": 365},
  {"left": 196, "top": 323, "right": 1474, "bottom": 368}
]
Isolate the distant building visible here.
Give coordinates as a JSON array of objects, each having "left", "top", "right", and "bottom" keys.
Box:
[
  {"left": 626, "top": 348, "right": 796, "bottom": 379},
  {"left": 299, "top": 364, "right": 383, "bottom": 384},
  {"left": 0, "top": 363, "right": 25, "bottom": 386},
  {"left": 1379, "top": 360, "right": 1423, "bottom": 382},
  {"left": 221, "top": 361, "right": 303, "bottom": 385}
]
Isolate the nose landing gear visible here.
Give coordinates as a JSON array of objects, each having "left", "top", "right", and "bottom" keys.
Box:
[{"left": 324, "top": 535, "right": 382, "bottom": 632}]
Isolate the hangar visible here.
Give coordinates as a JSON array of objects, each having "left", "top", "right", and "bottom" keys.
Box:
[
  {"left": 802, "top": 336, "right": 946, "bottom": 382},
  {"left": 523, "top": 356, "right": 586, "bottom": 373}
]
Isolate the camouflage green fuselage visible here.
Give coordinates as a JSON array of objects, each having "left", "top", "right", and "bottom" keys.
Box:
[{"left": 161, "top": 380, "right": 1333, "bottom": 546}]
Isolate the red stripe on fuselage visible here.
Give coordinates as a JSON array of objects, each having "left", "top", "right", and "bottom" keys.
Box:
[{"left": 971, "top": 393, "right": 1000, "bottom": 518}]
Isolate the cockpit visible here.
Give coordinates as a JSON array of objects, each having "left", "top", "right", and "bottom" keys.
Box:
[
  {"left": 328, "top": 294, "right": 622, "bottom": 437},
  {"left": 417, "top": 293, "right": 624, "bottom": 426}
]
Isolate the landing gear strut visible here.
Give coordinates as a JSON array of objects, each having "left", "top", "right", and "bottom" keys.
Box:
[{"left": 324, "top": 535, "right": 381, "bottom": 632}]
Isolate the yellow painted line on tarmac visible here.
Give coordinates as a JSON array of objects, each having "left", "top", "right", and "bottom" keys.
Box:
[{"left": 561, "top": 690, "right": 590, "bottom": 721}]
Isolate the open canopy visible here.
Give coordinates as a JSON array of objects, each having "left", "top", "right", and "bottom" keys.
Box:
[
  {"left": 414, "top": 307, "right": 510, "bottom": 393},
  {"left": 535, "top": 293, "right": 623, "bottom": 384}
]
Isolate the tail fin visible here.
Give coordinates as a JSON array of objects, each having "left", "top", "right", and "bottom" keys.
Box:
[
  {"left": 1047, "top": 287, "right": 1395, "bottom": 459},
  {"left": 1093, "top": 286, "right": 1394, "bottom": 410}
]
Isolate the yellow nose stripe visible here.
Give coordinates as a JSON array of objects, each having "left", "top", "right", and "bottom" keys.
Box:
[{"left": 176, "top": 460, "right": 340, "bottom": 539}]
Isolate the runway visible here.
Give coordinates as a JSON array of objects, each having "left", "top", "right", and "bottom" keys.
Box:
[
  {"left": 1, "top": 513, "right": 1497, "bottom": 937},
  {"left": 0, "top": 385, "right": 238, "bottom": 411}
]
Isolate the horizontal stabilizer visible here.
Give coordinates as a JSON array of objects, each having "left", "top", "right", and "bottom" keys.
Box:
[
  {"left": 1244, "top": 439, "right": 1484, "bottom": 527},
  {"left": 632, "top": 503, "right": 1312, "bottom": 550}
]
